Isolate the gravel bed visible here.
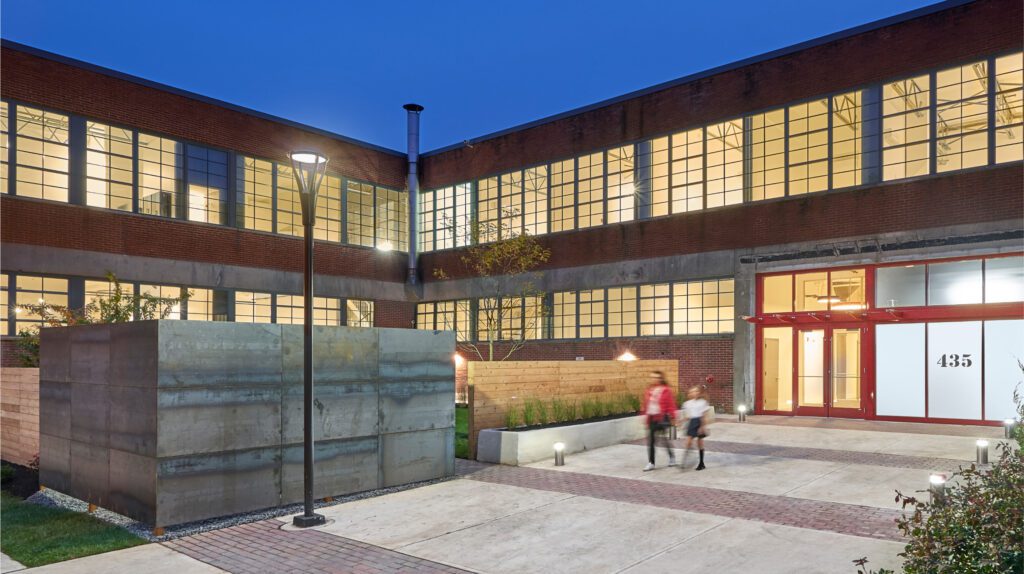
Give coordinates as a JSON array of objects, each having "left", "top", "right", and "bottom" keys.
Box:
[{"left": 26, "top": 474, "right": 456, "bottom": 542}]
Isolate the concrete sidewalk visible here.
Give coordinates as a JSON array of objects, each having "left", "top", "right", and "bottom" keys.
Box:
[{"left": 23, "top": 417, "right": 1001, "bottom": 573}]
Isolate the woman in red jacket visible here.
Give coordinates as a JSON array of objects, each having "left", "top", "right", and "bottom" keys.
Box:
[{"left": 641, "top": 371, "right": 678, "bottom": 471}]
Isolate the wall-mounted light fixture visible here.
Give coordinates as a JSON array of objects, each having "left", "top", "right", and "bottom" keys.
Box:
[{"left": 617, "top": 351, "right": 637, "bottom": 362}]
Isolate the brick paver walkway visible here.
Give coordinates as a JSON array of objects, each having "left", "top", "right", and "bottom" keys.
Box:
[
  {"left": 624, "top": 437, "right": 968, "bottom": 470},
  {"left": 164, "top": 520, "right": 472, "bottom": 574},
  {"left": 457, "top": 460, "right": 905, "bottom": 542}
]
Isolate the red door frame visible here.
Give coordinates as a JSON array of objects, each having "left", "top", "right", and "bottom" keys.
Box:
[
  {"left": 751, "top": 252, "right": 1022, "bottom": 425},
  {"left": 791, "top": 323, "right": 870, "bottom": 419}
]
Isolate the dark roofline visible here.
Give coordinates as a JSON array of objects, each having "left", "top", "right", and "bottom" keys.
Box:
[
  {"left": 421, "top": 0, "right": 974, "bottom": 157},
  {"left": 0, "top": 39, "right": 406, "bottom": 157}
]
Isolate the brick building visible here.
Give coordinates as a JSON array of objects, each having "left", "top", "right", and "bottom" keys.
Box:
[{"left": 1, "top": 0, "right": 1021, "bottom": 423}]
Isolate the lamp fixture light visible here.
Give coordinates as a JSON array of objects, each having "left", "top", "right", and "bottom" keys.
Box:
[
  {"left": 453, "top": 353, "right": 465, "bottom": 368},
  {"left": 617, "top": 351, "right": 637, "bottom": 362}
]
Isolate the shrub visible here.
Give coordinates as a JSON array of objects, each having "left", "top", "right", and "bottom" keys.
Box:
[
  {"left": 580, "top": 397, "right": 599, "bottom": 420},
  {"left": 534, "top": 399, "right": 549, "bottom": 425},
  {"left": 566, "top": 400, "right": 579, "bottom": 421},
  {"left": 551, "top": 398, "right": 569, "bottom": 423},
  {"left": 628, "top": 393, "right": 642, "bottom": 413}
]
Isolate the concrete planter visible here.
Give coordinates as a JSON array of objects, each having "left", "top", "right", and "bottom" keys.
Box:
[{"left": 476, "top": 414, "right": 646, "bottom": 466}]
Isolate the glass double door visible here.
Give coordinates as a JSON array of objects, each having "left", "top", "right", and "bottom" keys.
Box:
[{"left": 794, "top": 326, "right": 865, "bottom": 417}]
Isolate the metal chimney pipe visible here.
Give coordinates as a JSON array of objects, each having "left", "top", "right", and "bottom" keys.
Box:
[{"left": 404, "top": 103, "right": 424, "bottom": 286}]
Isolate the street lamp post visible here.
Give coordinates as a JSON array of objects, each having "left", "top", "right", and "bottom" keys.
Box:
[{"left": 290, "top": 150, "right": 329, "bottom": 528}]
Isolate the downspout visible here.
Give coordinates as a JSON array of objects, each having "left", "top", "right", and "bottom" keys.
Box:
[{"left": 404, "top": 103, "right": 424, "bottom": 286}]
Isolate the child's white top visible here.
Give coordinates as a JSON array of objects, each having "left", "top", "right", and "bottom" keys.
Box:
[{"left": 682, "top": 398, "right": 709, "bottom": 420}]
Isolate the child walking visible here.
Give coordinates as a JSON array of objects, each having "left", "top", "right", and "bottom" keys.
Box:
[
  {"left": 641, "top": 371, "right": 677, "bottom": 471},
  {"left": 681, "top": 385, "right": 711, "bottom": 470}
]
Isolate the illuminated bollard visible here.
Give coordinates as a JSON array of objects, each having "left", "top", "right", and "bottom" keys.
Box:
[
  {"left": 737, "top": 405, "right": 748, "bottom": 422},
  {"left": 976, "top": 439, "right": 989, "bottom": 466},
  {"left": 669, "top": 425, "right": 678, "bottom": 440},
  {"left": 928, "top": 474, "right": 947, "bottom": 505},
  {"left": 1005, "top": 418, "right": 1017, "bottom": 439},
  {"left": 554, "top": 442, "right": 565, "bottom": 466}
]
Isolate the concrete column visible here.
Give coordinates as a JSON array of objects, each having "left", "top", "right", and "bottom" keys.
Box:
[
  {"left": 634, "top": 141, "right": 652, "bottom": 220},
  {"left": 732, "top": 260, "right": 757, "bottom": 412}
]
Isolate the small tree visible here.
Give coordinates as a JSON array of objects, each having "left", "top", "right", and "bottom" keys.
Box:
[
  {"left": 15, "top": 272, "right": 189, "bottom": 367},
  {"left": 433, "top": 212, "right": 551, "bottom": 361}
]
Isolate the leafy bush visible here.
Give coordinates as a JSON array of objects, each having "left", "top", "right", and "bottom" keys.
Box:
[{"left": 858, "top": 381, "right": 1024, "bottom": 574}]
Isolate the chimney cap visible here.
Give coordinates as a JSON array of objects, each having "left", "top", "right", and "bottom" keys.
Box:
[{"left": 403, "top": 103, "right": 424, "bottom": 112}]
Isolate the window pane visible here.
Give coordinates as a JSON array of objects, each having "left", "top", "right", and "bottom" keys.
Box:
[
  {"left": 13, "top": 275, "right": 68, "bottom": 332},
  {"left": 605, "top": 146, "right": 634, "bottom": 224},
  {"left": 236, "top": 156, "right": 273, "bottom": 232},
  {"left": 705, "top": 119, "right": 743, "bottom": 208},
  {"left": 829, "top": 269, "right": 866, "bottom": 310},
  {"left": 138, "top": 133, "right": 182, "bottom": 217},
  {"left": 577, "top": 289, "right": 605, "bottom": 338},
  {"left": 346, "top": 299, "right": 373, "bottom": 327},
  {"left": 1, "top": 101, "right": 8, "bottom": 194},
  {"left": 477, "top": 177, "right": 499, "bottom": 241},
  {"left": 86, "top": 121, "right": 134, "bottom": 211},
  {"left": 795, "top": 272, "right": 828, "bottom": 311},
  {"left": 606, "top": 287, "right": 637, "bottom": 337},
  {"left": 577, "top": 153, "right": 604, "bottom": 229},
  {"left": 346, "top": 181, "right": 375, "bottom": 247},
  {"left": 276, "top": 164, "right": 302, "bottom": 237},
  {"left": 749, "top": 110, "right": 786, "bottom": 201},
  {"left": 374, "top": 186, "right": 405, "bottom": 250},
  {"left": 995, "top": 52, "right": 1024, "bottom": 164},
  {"left": 671, "top": 128, "right": 704, "bottom": 212},
  {"left": 644, "top": 137, "right": 670, "bottom": 218},
  {"left": 985, "top": 256, "right": 1024, "bottom": 303},
  {"left": 235, "top": 291, "right": 272, "bottom": 323},
  {"left": 553, "top": 292, "right": 577, "bottom": 339},
  {"left": 15, "top": 106, "right": 70, "bottom": 202},
  {"left": 876, "top": 265, "right": 925, "bottom": 308},
  {"left": 882, "top": 75, "right": 930, "bottom": 181},
  {"left": 928, "top": 260, "right": 982, "bottom": 305},
  {"left": 315, "top": 175, "right": 343, "bottom": 244},
  {"left": 936, "top": 61, "right": 989, "bottom": 172},
  {"left": 550, "top": 159, "right": 576, "bottom": 232},
  {"left": 762, "top": 275, "right": 792, "bottom": 313},
  {"left": 500, "top": 170, "right": 523, "bottom": 235},
  {"left": 788, "top": 99, "right": 829, "bottom": 195}
]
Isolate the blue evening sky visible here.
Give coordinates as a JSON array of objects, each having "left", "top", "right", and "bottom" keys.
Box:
[{"left": 2, "top": 0, "right": 938, "bottom": 152}]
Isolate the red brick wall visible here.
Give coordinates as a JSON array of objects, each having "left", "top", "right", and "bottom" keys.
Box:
[
  {"left": 0, "top": 368, "right": 39, "bottom": 466},
  {"left": 0, "top": 47, "right": 406, "bottom": 189},
  {"left": 374, "top": 299, "right": 417, "bottom": 329},
  {"left": 423, "top": 166, "right": 1023, "bottom": 280},
  {"left": 0, "top": 197, "right": 407, "bottom": 282},
  {"left": 456, "top": 337, "right": 735, "bottom": 413},
  {"left": 421, "top": 0, "right": 1022, "bottom": 187}
]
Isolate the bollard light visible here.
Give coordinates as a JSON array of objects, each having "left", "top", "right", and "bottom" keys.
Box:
[
  {"left": 737, "top": 404, "right": 748, "bottom": 422},
  {"left": 928, "top": 473, "right": 947, "bottom": 504},
  {"left": 669, "top": 425, "right": 678, "bottom": 440},
  {"left": 975, "top": 439, "right": 989, "bottom": 466},
  {"left": 553, "top": 442, "right": 566, "bottom": 466},
  {"left": 1005, "top": 418, "right": 1017, "bottom": 439}
]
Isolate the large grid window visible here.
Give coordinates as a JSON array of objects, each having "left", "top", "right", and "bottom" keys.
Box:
[
  {"left": 346, "top": 299, "right": 373, "bottom": 327},
  {"left": 235, "top": 291, "right": 272, "bottom": 323},
  {"left": 85, "top": 122, "right": 134, "bottom": 212},
  {"left": 275, "top": 164, "right": 302, "bottom": 237},
  {"left": 748, "top": 110, "right": 786, "bottom": 201},
  {"left": 500, "top": 297, "right": 524, "bottom": 341},
  {"left": 453, "top": 183, "right": 472, "bottom": 247},
  {"left": 936, "top": 60, "right": 989, "bottom": 173},
  {"left": 186, "top": 288, "right": 218, "bottom": 321},
  {"left": 671, "top": 128, "right": 704, "bottom": 212},
  {"left": 275, "top": 295, "right": 342, "bottom": 326},
  {"left": 237, "top": 156, "right": 274, "bottom": 232},
  {"left": 417, "top": 301, "right": 468, "bottom": 340},
  {"left": 672, "top": 279, "right": 734, "bottom": 334},
  {"left": 477, "top": 177, "right": 499, "bottom": 242},
  {"left": 139, "top": 284, "right": 184, "bottom": 320},
  {"left": 883, "top": 74, "right": 930, "bottom": 181},
  {"left": 186, "top": 145, "right": 228, "bottom": 224},
  {"left": 639, "top": 283, "right": 671, "bottom": 336},
  {"left": 577, "top": 152, "right": 604, "bottom": 228},
  {"left": 646, "top": 137, "right": 670, "bottom": 217},
  {"left": 553, "top": 292, "right": 577, "bottom": 339},
  {"left": 788, "top": 99, "right": 830, "bottom": 195},
  {"left": 12, "top": 276, "right": 69, "bottom": 333},
  {"left": 375, "top": 187, "right": 406, "bottom": 250},
  {"left": 995, "top": 52, "right": 1024, "bottom": 164},
  {"left": 419, "top": 189, "right": 436, "bottom": 252},
  {"left": 606, "top": 286, "right": 637, "bottom": 337},
  {"left": 501, "top": 171, "right": 523, "bottom": 235},
  {"left": 476, "top": 297, "right": 501, "bottom": 341},
  {"left": 831, "top": 90, "right": 873, "bottom": 189},
  {"left": 315, "top": 174, "right": 343, "bottom": 243},
  {"left": 550, "top": 159, "right": 575, "bottom": 232},
  {"left": 15, "top": 106, "right": 70, "bottom": 202},
  {"left": 416, "top": 303, "right": 436, "bottom": 331},
  {"left": 433, "top": 185, "right": 455, "bottom": 249},
  {"left": 605, "top": 146, "right": 635, "bottom": 224},
  {"left": 138, "top": 133, "right": 182, "bottom": 218},
  {"left": 578, "top": 289, "right": 605, "bottom": 338},
  {"left": 523, "top": 166, "right": 548, "bottom": 235},
  {"left": 346, "top": 181, "right": 375, "bottom": 247},
  {"left": 705, "top": 119, "right": 743, "bottom": 208},
  {"left": 1, "top": 101, "right": 8, "bottom": 193}
]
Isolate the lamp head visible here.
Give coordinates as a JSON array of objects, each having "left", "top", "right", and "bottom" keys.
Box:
[{"left": 289, "top": 151, "right": 328, "bottom": 165}]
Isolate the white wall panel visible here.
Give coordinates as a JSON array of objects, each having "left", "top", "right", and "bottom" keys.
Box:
[
  {"left": 928, "top": 321, "right": 982, "bottom": 420},
  {"left": 984, "top": 320, "right": 1024, "bottom": 421},
  {"left": 876, "top": 324, "right": 925, "bottom": 417}
]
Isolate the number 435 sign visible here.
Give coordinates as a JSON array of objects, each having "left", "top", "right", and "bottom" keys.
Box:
[{"left": 936, "top": 354, "right": 973, "bottom": 368}]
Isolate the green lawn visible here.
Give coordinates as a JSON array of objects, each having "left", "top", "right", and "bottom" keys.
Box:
[
  {"left": 0, "top": 491, "right": 145, "bottom": 568},
  {"left": 455, "top": 405, "right": 469, "bottom": 459}
]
